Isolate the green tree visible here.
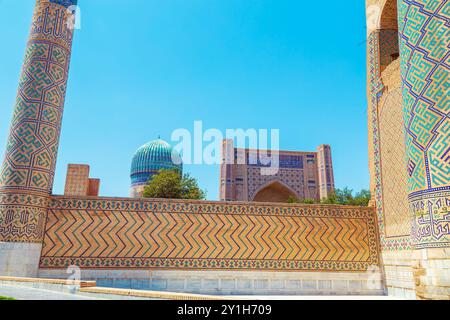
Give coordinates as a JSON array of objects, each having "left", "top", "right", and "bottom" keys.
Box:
[
  {"left": 321, "top": 188, "right": 371, "bottom": 206},
  {"left": 180, "top": 173, "right": 207, "bottom": 200},
  {"left": 143, "top": 169, "right": 206, "bottom": 200},
  {"left": 352, "top": 189, "right": 371, "bottom": 206},
  {"left": 321, "top": 192, "right": 337, "bottom": 204},
  {"left": 336, "top": 187, "right": 354, "bottom": 205}
]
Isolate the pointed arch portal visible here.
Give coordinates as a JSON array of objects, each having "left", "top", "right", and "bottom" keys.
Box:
[{"left": 252, "top": 181, "right": 298, "bottom": 203}]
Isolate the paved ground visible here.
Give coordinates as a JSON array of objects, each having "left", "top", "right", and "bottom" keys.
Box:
[
  {"left": 0, "top": 284, "right": 401, "bottom": 300},
  {"left": 0, "top": 284, "right": 103, "bottom": 300}
]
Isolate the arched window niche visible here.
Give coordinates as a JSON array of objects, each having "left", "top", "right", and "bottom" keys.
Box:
[{"left": 378, "top": 0, "right": 400, "bottom": 74}]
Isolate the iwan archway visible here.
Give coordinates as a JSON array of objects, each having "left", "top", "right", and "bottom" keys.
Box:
[{"left": 252, "top": 181, "right": 299, "bottom": 203}]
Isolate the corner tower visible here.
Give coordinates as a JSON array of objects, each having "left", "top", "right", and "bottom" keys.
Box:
[
  {"left": 0, "top": 0, "right": 78, "bottom": 276},
  {"left": 366, "top": 0, "right": 449, "bottom": 299},
  {"left": 317, "top": 144, "right": 335, "bottom": 200}
]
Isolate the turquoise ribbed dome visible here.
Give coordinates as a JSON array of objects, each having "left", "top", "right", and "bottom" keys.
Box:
[{"left": 130, "top": 139, "right": 183, "bottom": 187}]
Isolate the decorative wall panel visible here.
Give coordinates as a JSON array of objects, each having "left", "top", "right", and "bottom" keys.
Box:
[
  {"left": 398, "top": 0, "right": 450, "bottom": 248},
  {"left": 40, "top": 197, "right": 381, "bottom": 272}
]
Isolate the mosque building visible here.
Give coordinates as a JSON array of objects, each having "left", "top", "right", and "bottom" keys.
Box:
[
  {"left": 220, "top": 139, "right": 335, "bottom": 203},
  {"left": 130, "top": 139, "right": 183, "bottom": 198}
]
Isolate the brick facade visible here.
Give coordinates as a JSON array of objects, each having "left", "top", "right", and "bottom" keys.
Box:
[
  {"left": 64, "top": 164, "right": 100, "bottom": 197},
  {"left": 220, "top": 140, "right": 335, "bottom": 203}
]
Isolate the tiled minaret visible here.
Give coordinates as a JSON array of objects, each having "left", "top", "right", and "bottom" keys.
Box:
[
  {"left": 0, "top": 0, "right": 78, "bottom": 276},
  {"left": 366, "top": 0, "right": 449, "bottom": 299},
  {"left": 398, "top": 0, "right": 450, "bottom": 299}
]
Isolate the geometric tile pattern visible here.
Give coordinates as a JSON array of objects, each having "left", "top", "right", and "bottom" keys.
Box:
[
  {"left": 247, "top": 167, "right": 306, "bottom": 200},
  {"left": 368, "top": 0, "right": 450, "bottom": 250},
  {"left": 379, "top": 86, "right": 411, "bottom": 238},
  {"left": 368, "top": 30, "right": 412, "bottom": 251},
  {"left": 64, "top": 164, "right": 90, "bottom": 196},
  {"left": 0, "top": 0, "right": 76, "bottom": 243},
  {"left": 0, "top": 0, "right": 75, "bottom": 194},
  {"left": 398, "top": 0, "right": 450, "bottom": 248},
  {"left": 0, "top": 192, "right": 49, "bottom": 243},
  {"left": 39, "top": 197, "right": 381, "bottom": 272}
]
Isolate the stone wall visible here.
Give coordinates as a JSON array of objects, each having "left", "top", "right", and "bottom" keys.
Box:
[
  {"left": 39, "top": 269, "right": 385, "bottom": 296},
  {"left": 412, "top": 248, "right": 450, "bottom": 300},
  {"left": 381, "top": 250, "right": 416, "bottom": 299}
]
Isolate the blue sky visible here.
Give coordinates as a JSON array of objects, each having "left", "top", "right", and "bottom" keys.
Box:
[{"left": 0, "top": 0, "right": 369, "bottom": 200}]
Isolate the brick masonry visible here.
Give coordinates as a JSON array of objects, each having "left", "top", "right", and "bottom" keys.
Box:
[
  {"left": 64, "top": 164, "right": 100, "bottom": 197},
  {"left": 39, "top": 197, "right": 381, "bottom": 273},
  {"left": 220, "top": 140, "right": 335, "bottom": 203}
]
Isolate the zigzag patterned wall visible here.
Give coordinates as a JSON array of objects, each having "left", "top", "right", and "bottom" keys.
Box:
[{"left": 39, "top": 197, "right": 381, "bottom": 272}]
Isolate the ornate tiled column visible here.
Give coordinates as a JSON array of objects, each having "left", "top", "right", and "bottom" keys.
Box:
[
  {"left": 398, "top": 0, "right": 449, "bottom": 299},
  {"left": 0, "top": 0, "right": 77, "bottom": 277}
]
